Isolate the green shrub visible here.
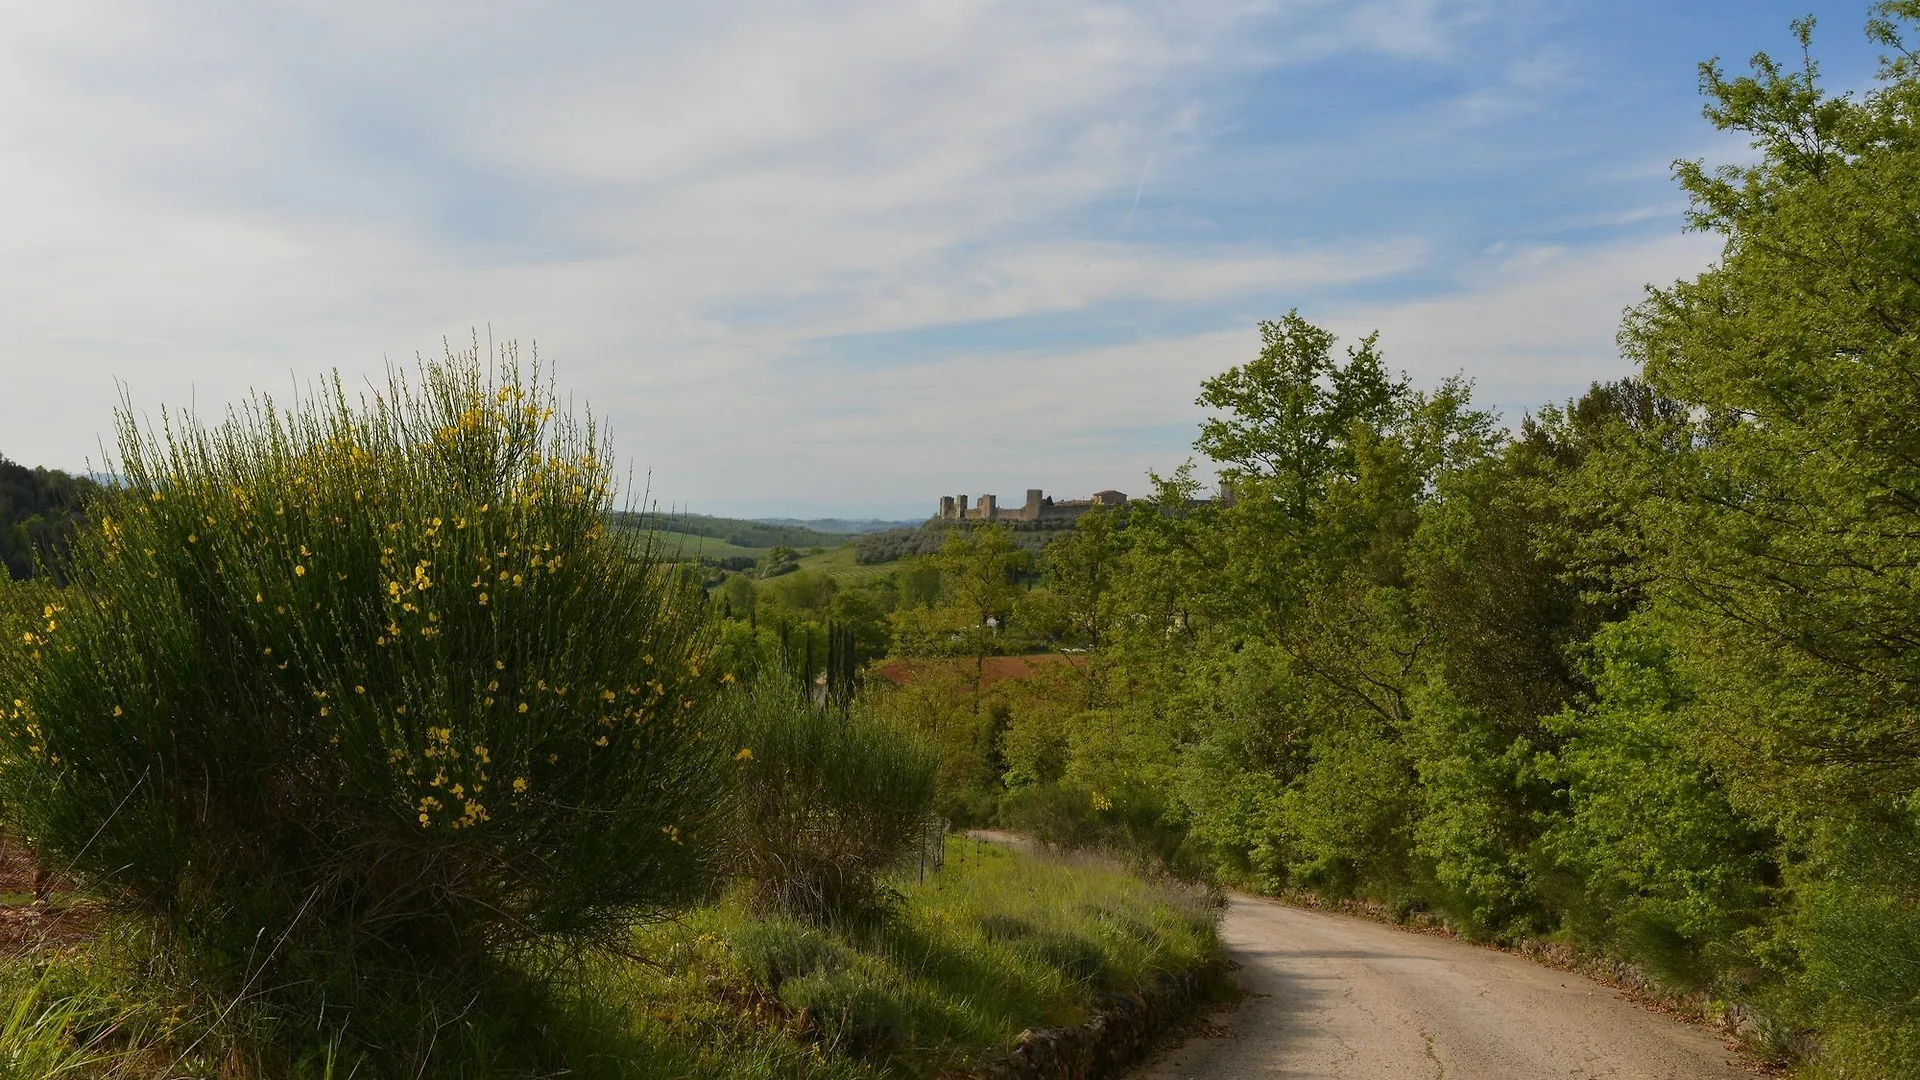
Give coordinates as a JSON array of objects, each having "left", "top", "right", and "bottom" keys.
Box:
[
  {"left": 1276, "top": 726, "right": 1418, "bottom": 899},
  {"left": 0, "top": 347, "right": 726, "bottom": 1016},
  {"left": 719, "top": 669, "right": 937, "bottom": 921},
  {"left": 1539, "top": 618, "right": 1774, "bottom": 985},
  {"left": 999, "top": 783, "right": 1106, "bottom": 851},
  {"left": 729, "top": 919, "right": 850, "bottom": 993}
]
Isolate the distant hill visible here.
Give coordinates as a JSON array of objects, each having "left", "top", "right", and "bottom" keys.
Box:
[
  {"left": 750, "top": 517, "right": 922, "bottom": 535},
  {"left": 610, "top": 511, "right": 848, "bottom": 552}
]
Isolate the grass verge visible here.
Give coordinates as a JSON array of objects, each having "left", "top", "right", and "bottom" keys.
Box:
[{"left": 0, "top": 838, "right": 1220, "bottom": 1079}]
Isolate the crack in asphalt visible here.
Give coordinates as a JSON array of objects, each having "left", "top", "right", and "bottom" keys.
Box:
[{"left": 1420, "top": 1029, "right": 1447, "bottom": 1079}]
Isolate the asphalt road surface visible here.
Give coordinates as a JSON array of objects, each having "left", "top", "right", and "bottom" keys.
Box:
[{"left": 1130, "top": 894, "right": 1750, "bottom": 1080}]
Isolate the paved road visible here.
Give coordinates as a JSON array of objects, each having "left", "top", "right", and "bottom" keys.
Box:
[{"left": 1130, "top": 894, "right": 1750, "bottom": 1080}]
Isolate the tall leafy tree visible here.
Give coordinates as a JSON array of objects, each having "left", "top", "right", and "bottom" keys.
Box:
[{"left": 1621, "top": 5, "right": 1920, "bottom": 809}]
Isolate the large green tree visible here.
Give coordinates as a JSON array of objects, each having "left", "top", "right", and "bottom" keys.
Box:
[{"left": 1622, "top": 6, "right": 1920, "bottom": 811}]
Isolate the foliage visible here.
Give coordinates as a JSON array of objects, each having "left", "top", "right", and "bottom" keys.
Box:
[
  {"left": 860, "top": 665, "right": 1000, "bottom": 826},
  {"left": 854, "top": 520, "right": 1074, "bottom": 566},
  {"left": 0, "top": 457, "right": 97, "bottom": 582},
  {"left": 718, "top": 668, "right": 938, "bottom": 920},
  {"left": 0, "top": 345, "right": 728, "bottom": 1068}
]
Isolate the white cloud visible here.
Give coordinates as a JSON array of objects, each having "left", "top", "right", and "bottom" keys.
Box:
[
  {"left": 652, "top": 231, "right": 1722, "bottom": 516},
  {"left": 1331, "top": 231, "right": 1722, "bottom": 412},
  {"left": 0, "top": 0, "right": 1705, "bottom": 518}
]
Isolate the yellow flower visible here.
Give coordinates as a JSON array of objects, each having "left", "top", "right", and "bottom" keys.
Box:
[
  {"left": 595, "top": 735, "right": 609, "bottom": 747},
  {"left": 517, "top": 702, "right": 528, "bottom": 714},
  {"left": 294, "top": 565, "right": 307, "bottom": 577},
  {"left": 601, "top": 689, "right": 617, "bottom": 703},
  {"left": 734, "top": 747, "right": 753, "bottom": 761},
  {"left": 512, "top": 777, "right": 528, "bottom": 793},
  {"left": 478, "top": 592, "right": 489, "bottom": 605},
  {"left": 355, "top": 685, "right": 366, "bottom": 695},
  {"left": 112, "top": 705, "right": 123, "bottom": 717}
]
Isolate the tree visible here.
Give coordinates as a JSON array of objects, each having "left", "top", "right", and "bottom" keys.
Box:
[
  {"left": 0, "top": 456, "right": 97, "bottom": 581},
  {"left": 1196, "top": 311, "right": 1411, "bottom": 517},
  {"left": 1620, "top": 6, "right": 1920, "bottom": 809},
  {"left": 757, "top": 545, "right": 799, "bottom": 578}
]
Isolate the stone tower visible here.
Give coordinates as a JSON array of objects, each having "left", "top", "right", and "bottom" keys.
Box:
[
  {"left": 979, "top": 494, "right": 998, "bottom": 520},
  {"left": 939, "top": 495, "right": 955, "bottom": 520}
]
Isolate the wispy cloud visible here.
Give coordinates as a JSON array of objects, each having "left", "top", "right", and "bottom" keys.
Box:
[{"left": 1, "top": 0, "right": 1843, "bottom": 514}]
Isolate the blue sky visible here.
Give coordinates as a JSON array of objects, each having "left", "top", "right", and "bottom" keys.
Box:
[{"left": 0, "top": 1, "right": 1895, "bottom": 517}]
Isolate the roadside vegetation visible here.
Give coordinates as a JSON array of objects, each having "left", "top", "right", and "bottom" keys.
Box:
[
  {"left": 697, "top": 8, "right": 1920, "bottom": 1077},
  {"left": 0, "top": 836, "right": 1215, "bottom": 1079},
  {"left": 0, "top": 350, "right": 1217, "bottom": 1077}
]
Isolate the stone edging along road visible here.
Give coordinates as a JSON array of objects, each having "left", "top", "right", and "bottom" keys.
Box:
[
  {"left": 1124, "top": 893, "right": 1756, "bottom": 1080},
  {"left": 979, "top": 961, "right": 1227, "bottom": 1080}
]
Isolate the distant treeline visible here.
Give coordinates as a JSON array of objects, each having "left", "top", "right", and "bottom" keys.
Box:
[
  {"left": 611, "top": 511, "right": 844, "bottom": 551},
  {"left": 0, "top": 456, "right": 96, "bottom": 581},
  {"left": 854, "top": 518, "right": 1075, "bottom": 564}
]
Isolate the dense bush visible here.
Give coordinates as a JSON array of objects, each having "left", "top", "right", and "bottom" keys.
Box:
[
  {"left": 0, "top": 456, "right": 97, "bottom": 581},
  {"left": 0, "top": 347, "right": 727, "bottom": 1019},
  {"left": 719, "top": 668, "right": 938, "bottom": 920}
]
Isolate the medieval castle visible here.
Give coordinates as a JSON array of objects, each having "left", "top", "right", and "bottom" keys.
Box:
[{"left": 936, "top": 488, "right": 1128, "bottom": 523}]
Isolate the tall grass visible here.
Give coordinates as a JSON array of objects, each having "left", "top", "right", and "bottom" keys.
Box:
[
  {"left": 719, "top": 669, "right": 938, "bottom": 920},
  {"left": 0, "top": 343, "right": 727, "bottom": 1069}
]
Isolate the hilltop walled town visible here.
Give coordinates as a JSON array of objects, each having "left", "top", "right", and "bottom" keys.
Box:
[{"left": 935, "top": 488, "right": 1128, "bottom": 523}]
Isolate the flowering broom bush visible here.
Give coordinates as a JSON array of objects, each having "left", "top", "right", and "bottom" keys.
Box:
[{"left": 0, "top": 345, "right": 725, "bottom": 992}]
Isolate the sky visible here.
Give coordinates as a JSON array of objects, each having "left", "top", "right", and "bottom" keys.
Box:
[{"left": 0, "top": 1, "right": 1897, "bottom": 518}]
